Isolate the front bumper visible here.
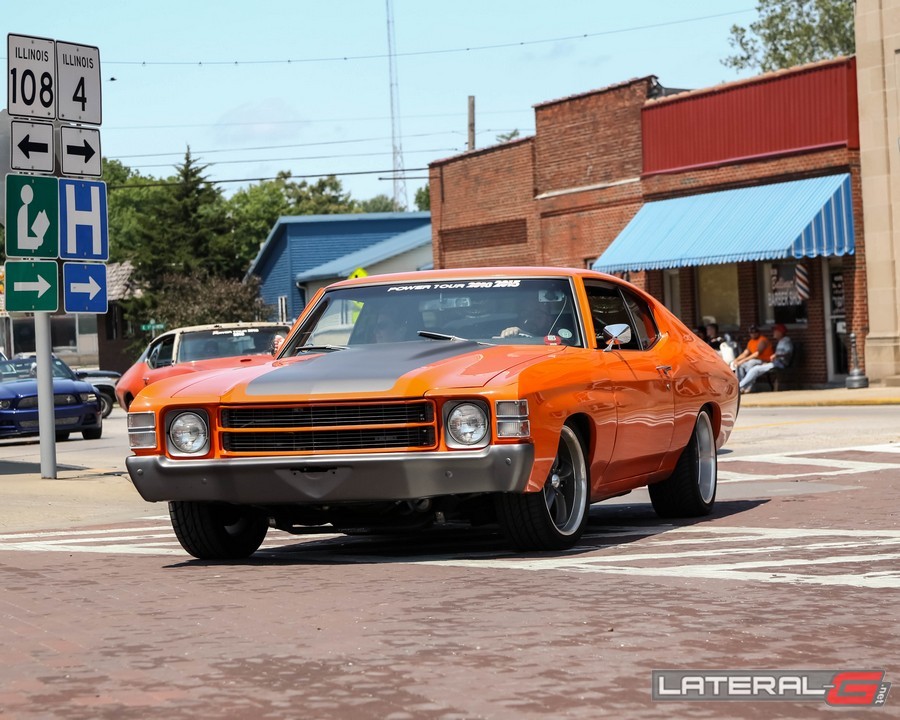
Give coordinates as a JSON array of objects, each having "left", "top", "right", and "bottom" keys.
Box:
[{"left": 126, "top": 443, "right": 535, "bottom": 504}]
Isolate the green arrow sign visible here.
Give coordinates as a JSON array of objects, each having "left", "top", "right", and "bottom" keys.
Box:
[
  {"left": 4, "top": 260, "right": 59, "bottom": 312},
  {"left": 4, "top": 174, "right": 59, "bottom": 259}
]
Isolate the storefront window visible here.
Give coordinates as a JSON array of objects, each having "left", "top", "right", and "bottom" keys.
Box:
[
  {"left": 758, "top": 261, "right": 808, "bottom": 326},
  {"left": 697, "top": 264, "right": 740, "bottom": 331}
]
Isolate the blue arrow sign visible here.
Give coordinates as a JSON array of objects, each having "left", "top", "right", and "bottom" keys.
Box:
[
  {"left": 63, "top": 262, "right": 107, "bottom": 313},
  {"left": 59, "top": 179, "right": 109, "bottom": 260}
]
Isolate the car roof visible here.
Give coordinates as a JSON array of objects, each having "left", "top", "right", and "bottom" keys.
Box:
[
  {"left": 161, "top": 321, "right": 290, "bottom": 335},
  {"left": 326, "top": 266, "right": 619, "bottom": 289}
]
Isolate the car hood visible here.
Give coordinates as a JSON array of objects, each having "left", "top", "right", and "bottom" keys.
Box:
[
  {"left": 150, "top": 340, "right": 569, "bottom": 404},
  {"left": 0, "top": 378, "right": 95, "bottom": 399}
]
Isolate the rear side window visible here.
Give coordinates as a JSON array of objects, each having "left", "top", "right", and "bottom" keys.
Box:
[
  {"left": 623, "top": 291, "right": 659, "bottom": 349},
  {"left": 584, "top": 282, "right": 658, "bottom": 350}
]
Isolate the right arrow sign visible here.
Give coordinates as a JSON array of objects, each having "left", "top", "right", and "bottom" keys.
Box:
[
  {"left": 4, "top": 260, "right": 59, "bottom": 312},
  {"left": 60, "top": 125, "right": 102, "bottom": 177}
]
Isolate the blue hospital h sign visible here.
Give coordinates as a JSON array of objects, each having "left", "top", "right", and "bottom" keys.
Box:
[{"left": 58, "top": 179, "right": 109, "bottom": 260}]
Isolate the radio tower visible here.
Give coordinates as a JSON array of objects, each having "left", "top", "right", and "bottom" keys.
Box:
[{"left": 386, "top": 0, "right": 407, "bottom": 209}]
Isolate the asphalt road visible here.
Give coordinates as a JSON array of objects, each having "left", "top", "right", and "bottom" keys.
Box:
[{"left": 0, "top": 406, "right": 897, "bottom": 718}]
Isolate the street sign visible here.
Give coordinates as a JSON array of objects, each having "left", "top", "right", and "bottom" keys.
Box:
[
  {"left": 10, "top": 120, "right": 54, "bottom": 173},
  {"left": 55, "top": 42, "right": 101, "bottom": 125},
  {"left": 60, "top": 125, "right": 101, "bottom": 177},
  {"left": 62, "top": 261, "right": 106, "bottom": 313},
  {"left": 58, "top": 178, "right": 108, "bottom": 260},
  {"left": 7, "top": 34, "right": 56, "bottom": 120},
  {"left": 140, "top": 322, "right": 166, "bottom": 332},
  {"left": 4, "top": 259, "right": 58, "bottom": 312},
  {"left": 4, "top": 174, "right": 59, "bottom": 258}
]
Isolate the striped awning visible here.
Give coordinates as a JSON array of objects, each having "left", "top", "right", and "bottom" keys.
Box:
[{"left": 593, "top": 174, "right": 854, "bottom": 273}]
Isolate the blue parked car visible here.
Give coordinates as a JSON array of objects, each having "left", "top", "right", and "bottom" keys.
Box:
[{"left": 0, "top": 357, "right": 103, "bottom": 441}]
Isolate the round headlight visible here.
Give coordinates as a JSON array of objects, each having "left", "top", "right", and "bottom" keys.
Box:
[
  {"left": 447, "top": 403, "right": 488, "bottom": 446},
  {"left": 169, "top": 412, "right": 209, "bottom": 455}
]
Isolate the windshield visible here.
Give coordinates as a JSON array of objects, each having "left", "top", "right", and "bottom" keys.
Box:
[
  {"left": 284, "top": 277, "right": 583, "bottom": 353},
  {"left": 177, "top": 327, "right": 287, "bottom": 362},
  {"left": 0, "top": 358, "right": 77, "bottom": 383}
]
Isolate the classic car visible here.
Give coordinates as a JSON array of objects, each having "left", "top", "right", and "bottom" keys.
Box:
[
  {"left": 0, "top": 357, "right": 103, "bottom": 441},
  {"left": 116, "top": 322, "right": 290, "bottom": 410},
  {"left": 126, "top": 268, "right": 739, "bottom": 559}
]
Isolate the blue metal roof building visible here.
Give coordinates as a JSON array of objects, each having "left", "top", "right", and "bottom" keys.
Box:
[{"left": 245, "top": 212, "right": 432, "bottom": 321}]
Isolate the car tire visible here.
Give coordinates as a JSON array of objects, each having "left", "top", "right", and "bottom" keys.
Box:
[
  {"left": 649, "top": 409, "right": 717, "bottom": 518},
  {"left": 495, "top": 424, "right": 589, "bottom": 551},
  {"left": 169, "top": 501, "right": 269, "bottom": 560},
  {"left": 99, "top": 392, "right": 114, "bottom": 419},
  {"left": 82, "top": 427, "right": 102, "bottom": 440},
  {"left": 55, "top": 431, "right": 70, "bottom": 442}
]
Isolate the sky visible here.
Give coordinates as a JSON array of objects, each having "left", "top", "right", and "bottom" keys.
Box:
[{"left": 3, "top": 1, "right": 760, "bottom": 207}]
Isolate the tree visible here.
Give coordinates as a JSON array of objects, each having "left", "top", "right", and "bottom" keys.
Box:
[
  {"left": 723, "top": 0, "right": 855, "bottom": 73},
  {"left": 122, "top": 271, "right": 271, "bottom": 354},
  {"left": 284, "top": 175, "right": 357, "bottom": 215},
  {"left": 496, "top": 129, "right": 520, "bottom": 143},
  {"left": 219, "top": 174, "right": 292, "bottom": 279},
  {"left": 414, "top": 184, "right": 430, "bottom": 212},
  {"left": 357, "top": 194, "right": 404, "bottom": 213}
]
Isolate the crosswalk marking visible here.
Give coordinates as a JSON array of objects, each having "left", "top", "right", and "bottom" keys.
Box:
[
  {"left": 0, "top": 444, "right": 897, "bottom": 589},
  {"left": 718, "top": 442, "right": 900, "bottom": 482}
]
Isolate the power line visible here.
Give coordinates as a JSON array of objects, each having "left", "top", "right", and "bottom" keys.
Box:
[
  {"left": 107, "top": 167, "right": 429, "bottom": 190},
  {"left": 104, "top": 109, "right": 525, "bottom": 131},
  {"left": 70, "top": 9, "right": 754, "bottom": 68},
  {"left": 129, "top": 147, "right": 458, "bottom": 170}
]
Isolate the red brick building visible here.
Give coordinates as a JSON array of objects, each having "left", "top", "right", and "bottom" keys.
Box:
[{"left": 429, "top": 58, "right": 863, "bottom": 388}]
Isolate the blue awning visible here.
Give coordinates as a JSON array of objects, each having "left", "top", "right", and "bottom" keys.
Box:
[{"left": 593, "top": 174, "right": 854, "bottom": 273}]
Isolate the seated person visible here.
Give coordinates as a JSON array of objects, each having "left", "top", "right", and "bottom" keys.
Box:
[
  {"left": 372, "top": 307, "right": 412, "bottom": 343},
  {"left": 739, "top": 324, "right": 793, "bottom": 394},
  {"left": 705, "top": 323, "right": 724, "bottom": 349},
  {"left": 731, "top": 324, "right": 773, "bottom": 380},
  {"left": 501, "top": 297, "right": 556, "bottom": 338}
]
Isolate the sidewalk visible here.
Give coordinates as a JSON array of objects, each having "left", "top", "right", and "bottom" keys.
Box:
[{"left": 739, "top": 382, "right": 900, "bottom": 407}]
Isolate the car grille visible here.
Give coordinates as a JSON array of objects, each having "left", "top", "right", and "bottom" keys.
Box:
[{"left": 219, "top": 401, "right": 437, "bottom": 454}]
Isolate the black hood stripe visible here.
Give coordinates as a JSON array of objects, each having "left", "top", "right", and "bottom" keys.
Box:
[{"left": 246, "top": 340, "right": 487, "bottom": 395}]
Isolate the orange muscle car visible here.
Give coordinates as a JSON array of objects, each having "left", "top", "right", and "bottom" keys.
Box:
[
  {"left": 116, "top": 322, "right": 289, "bottom": 410},
  {"left": 126, "top": 268, "right": 739, "bottom": 559}
]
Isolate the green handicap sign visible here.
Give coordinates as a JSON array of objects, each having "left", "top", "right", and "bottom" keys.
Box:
[
  {"left": 4, "top": 174, "right": 59, "bottom": 259},
  {"left": 4, "top": 260, "right": 59, "bottom": 312}
]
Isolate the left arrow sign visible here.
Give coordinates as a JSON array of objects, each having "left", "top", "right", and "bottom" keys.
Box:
[
  {"left": 18, "top": 134, "right": 50, "bottom": 159},
  {"left": 10, "top": 121, "right": 55, "bottom": 173}
]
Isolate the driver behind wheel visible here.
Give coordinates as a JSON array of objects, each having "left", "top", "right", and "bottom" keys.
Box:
[{"left": 500, "top": 294, "right": 556, "bottom": 338}]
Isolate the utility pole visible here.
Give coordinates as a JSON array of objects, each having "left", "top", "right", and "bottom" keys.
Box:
[
  {"left": 468, "top": 96, "right": 475, "bottom": 151},
  {"left": 386, "top": 0, "right": 407, "bottom": 210}
]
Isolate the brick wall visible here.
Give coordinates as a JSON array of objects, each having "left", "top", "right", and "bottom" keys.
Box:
[
  {"left": 429, "top": 139, "right": 539, "bottom": 269},
  {"left": 533, "top": 79, "right": 652, "bottom": 194}
]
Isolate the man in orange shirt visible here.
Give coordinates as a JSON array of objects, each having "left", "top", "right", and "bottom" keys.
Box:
[{"left": 731, "top": 324, "right": 774, "bottom": 381}]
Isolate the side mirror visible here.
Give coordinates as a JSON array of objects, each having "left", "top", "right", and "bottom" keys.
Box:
[{"left": 599, "top": 323, "right": 632, "bottom": 352}]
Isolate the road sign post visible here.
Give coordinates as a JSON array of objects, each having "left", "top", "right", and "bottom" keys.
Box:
[{"left": 6, "top": 33, "right": 104, "bottom": 480}]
